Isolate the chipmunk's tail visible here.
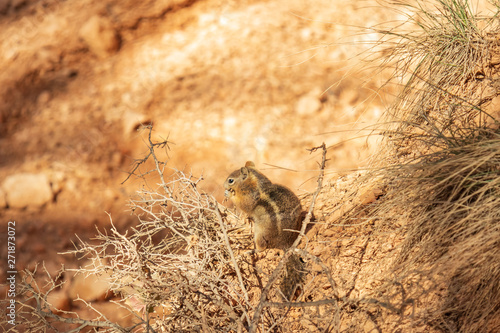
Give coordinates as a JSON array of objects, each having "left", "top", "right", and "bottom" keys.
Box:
[{"left": 280, "top": 252, "right": 305, "bottom": 300}]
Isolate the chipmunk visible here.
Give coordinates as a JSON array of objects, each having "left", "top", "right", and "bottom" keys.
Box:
[
  {"left": 224, "top": 161, "right": 305, "bottom": 299},
  {"left": 223, "top": 161, "right": 303, "bottom": 252}
]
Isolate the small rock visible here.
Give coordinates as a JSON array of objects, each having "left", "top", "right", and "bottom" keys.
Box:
[
  {"left": 36, "top": 46, "right": 61, "bottom": 70},
  {"left": 79, "top": 15, "right": 120, "bottom": 58},
  {"left": 4, "top": 48, "right": 18, "bottom": 62},
  {"left": 46, "top": 288, "right": 71, "bottom": 313},
  {"left": 60, "top": 68, "right": 78, "bottom": 78},
  {"left": 310, "top": 262, "right": 323, "bottom": 272},
  {"left": 485, "top": 95, "right": 500, "bottom": 122},
  {"left": 122, "top": 111, "right": 151, "bottom": 136},
  {"left": 295, "top": 90, "right": 322, "bottom": 116},
  {"left": 362, "top": 317, "right": 378, "bottom": 333},
  {"left": 490, "top": 52, "right": 500, "bottom": 66},
  {"left": 359, "top": 187, "right": 383, "bottom": 205},
  {"left": 68, "top": 259, "right": 111, "bottom": 302},
  {"left": 323, "top": 228, "right": 336, "bottom": 237},
  {"left": 37, "top": 91, "right": 51, "bottom": 105},
  {"left": 2, "top": 173, "right": 53, "bottom": 209},
  {"left": 153, "top": 303, "right": 174, "bottom": 318},
  {"left": 309, "top": 243, "right": 327, "bottom": 256}
]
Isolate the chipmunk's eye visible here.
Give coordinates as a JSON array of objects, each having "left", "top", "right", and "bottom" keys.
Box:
[{"left": 228, "top": 178, "right": 235, "bottom": 185}]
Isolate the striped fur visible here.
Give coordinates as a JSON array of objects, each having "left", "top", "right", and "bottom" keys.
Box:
[{"left": 224, "top": 162, "right": 302, "bottom": 251}]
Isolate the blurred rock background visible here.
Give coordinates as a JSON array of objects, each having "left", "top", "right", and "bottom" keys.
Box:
[{"left": 0, "top": 0, "right": 394, "bottom": 306}]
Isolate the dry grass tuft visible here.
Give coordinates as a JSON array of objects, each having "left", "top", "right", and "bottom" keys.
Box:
[
  {"left": 360, "top": 0, "right": 500, "bottom": 331},
  {"left": 372, "top": 132, "right": 500, "bottom": 331},
  {"left": 373, "top": 0, "right": 499, "bottom": 158}
]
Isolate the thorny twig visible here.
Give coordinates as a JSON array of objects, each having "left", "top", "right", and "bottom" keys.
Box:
[
  {"left": 213, "top": 200, "right": 251, "bottom": 318},
  {"left": 121, "top": 124, "right": 172, "bottom": 185}
]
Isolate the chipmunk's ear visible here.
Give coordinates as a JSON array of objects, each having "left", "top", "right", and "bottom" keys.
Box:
[
  {"left": 245, "top": 161, "right": 255, "bottom": 168},
  {"left": 240, "top": 167, "right": 249, "bottom": 180}
]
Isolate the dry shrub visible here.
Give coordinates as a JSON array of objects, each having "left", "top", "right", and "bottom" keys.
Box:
[
  {"left": 362, "top": 0, "right": 500, "bottom": 331},
  {"left": 2, "top": 126, "right": 257, "bottom": 331},
  {"left": 2, "top": 128, "right": 341, "bottom": 332}
]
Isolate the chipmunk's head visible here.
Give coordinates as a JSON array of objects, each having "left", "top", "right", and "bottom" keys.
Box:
[{"left": 223, "top": 161, "right": 256, "bottom": 200}]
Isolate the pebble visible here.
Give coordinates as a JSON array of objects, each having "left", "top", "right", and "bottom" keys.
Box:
[
  {"left": 79, "top": 15, "right": 120, "bottom": 58},
  {"left": 2, "top": 173, "right": 53, "bottom": 209},
  {"left": 295, "top": 89, "right": 323, "bottom": 116},
  {"left": 46, "top": 288, "right": 71, "bottom": 313},
  {"left": 37, "top": 91, "right": 51, "bottom": 105},
  {"left": 67, "top": 259, "right": 111, "bottom": 301},
  {"left": 486, "top": 95, "right": 500, "bottom": 121},
  {"left": 122, "top": 111, "right": 151, "bottom": 136}
]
